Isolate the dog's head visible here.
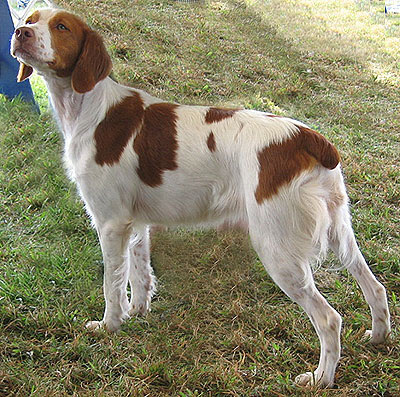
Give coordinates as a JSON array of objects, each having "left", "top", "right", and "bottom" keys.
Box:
[{"left": 10, "top": 9, "right": 112, "bottom": 93}]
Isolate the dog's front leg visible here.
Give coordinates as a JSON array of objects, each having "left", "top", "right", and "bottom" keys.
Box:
[
  {"left": 86, "top": 222, "right": 131, "bottom": 332},
  {"left": 127, "top": 226, "right": 156, "bottom": 316}
]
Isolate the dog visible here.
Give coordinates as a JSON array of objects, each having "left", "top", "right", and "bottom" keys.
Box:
[{"left": 10, "top": 8, "right": 390, "bottom": 387}]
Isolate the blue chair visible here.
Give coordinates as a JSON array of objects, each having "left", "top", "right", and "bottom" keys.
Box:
[{"left": 0, "top": 0, "right": 37, "bottom": 108}]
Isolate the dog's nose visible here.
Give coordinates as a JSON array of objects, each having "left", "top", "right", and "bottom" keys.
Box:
[{"left": 15, "top": 27, "right": 35, "bottom": 41}]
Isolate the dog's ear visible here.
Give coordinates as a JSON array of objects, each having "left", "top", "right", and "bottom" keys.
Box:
[
  {"left": 17, "top": 62, "right": 33, "bottom": 82},
  {"left": 71, "top": 30, "right": 112, "bottom": 94}
]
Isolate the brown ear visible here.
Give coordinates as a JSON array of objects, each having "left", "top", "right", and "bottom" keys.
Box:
[
  {"left": 17, "top": 62, "right": 33, "bottom": 82},
  {"left": 71, "top": 30, "right": 112, "bottom": 93}
]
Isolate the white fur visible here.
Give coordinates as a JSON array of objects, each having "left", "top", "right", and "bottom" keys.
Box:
[{"left": 10, "top": 9, "right": 391, "bottom": 388}]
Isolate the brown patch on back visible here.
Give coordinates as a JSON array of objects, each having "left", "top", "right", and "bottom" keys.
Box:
[
  {"left": 207, "top": 132, "right": 216, "bottom": 152},
  {"left": 255, "top": 126, "right": 340, "bottom": 204},
  {"left": 133, "top": 103, "right": 179, "bottom": 187},
  {"left": 94, "top": 92, "right": 144, "bottom": 166},
  {"left": 205, "top": 107, "right": 237, "bottom": 124}
]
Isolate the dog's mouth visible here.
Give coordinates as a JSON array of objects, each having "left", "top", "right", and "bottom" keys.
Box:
[
  {"left": 13, "top": 45, "right": 56, "bottom": 70},
  {"left": 12, "top": 46, "right": 34, "bottom": 62}
]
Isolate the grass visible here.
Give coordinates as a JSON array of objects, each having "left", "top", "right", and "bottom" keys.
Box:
[{"left": 1, "top": 0, "right": 399, "bottom": 395}]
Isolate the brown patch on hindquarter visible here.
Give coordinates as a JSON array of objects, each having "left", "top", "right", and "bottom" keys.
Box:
[
  {"left": 298, "top": 126, "right": 340, "bottom": 170},
  {"left": 255, "top": 126, "right": 340, "bottom": 204},
  {"left": 133, "top": 103, "right": 179, "bottom": 187},
  {"left": 94, "top": 93, "right": 144, "bottom": 166},
  {"left": 205, "top": 107, "right": 237, "bottom": 124},
  {"left": 207, "top": 132, "right": 216, "bottom": 152}
]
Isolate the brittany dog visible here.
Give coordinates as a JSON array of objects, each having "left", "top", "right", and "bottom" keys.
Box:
[{"left": 10, "top": 8, "right": 390, "bottom": 388}]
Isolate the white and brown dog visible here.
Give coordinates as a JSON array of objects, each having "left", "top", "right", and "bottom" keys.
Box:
[{"left": 11, "top": 8, "right": 390, "bottom": 387}]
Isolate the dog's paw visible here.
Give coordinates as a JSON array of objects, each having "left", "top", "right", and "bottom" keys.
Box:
[
  {"left": 363, "top": 329, "right": 373, "bottom": 340},
  {"left": 129, "top": 300, "right": 150, "bottom": 316},
  {"left": 295, "top": 372, "right": 315, "bottom": 387},
  {"left": 85, "top": 320, "right": 105, "bottom": 331},
  {"left": 85, "top": 318, "right": 123, "bottom": 332},
  {"left": 129, "top": 290, "right": 153, "bottom": 316},
  {"left": 295, "top": 372, "right": 333, "bottom": 388},
  {"left": 363, "top": 329, "right": 389, "bottom": 344}
]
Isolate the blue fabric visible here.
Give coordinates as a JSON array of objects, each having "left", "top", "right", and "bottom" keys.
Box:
[{"left": 0, "top": 0, "right": 37, "bottom": 108}]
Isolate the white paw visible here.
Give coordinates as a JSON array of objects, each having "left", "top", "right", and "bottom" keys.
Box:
[
  {"left": 295, "top": 372, "right": 315, "bottom": 387},
  {"left": 295, "top": 372, "right": 333, "bottom": 388},
  {"left": 85, "top": 320, "right": 104, "bottom": 331},
  {"left": 363, "top": 329, "right": 373, "bottom": 340},
  {"left": 85, "top": 318, "right": 123, "bottom": 332},
  {"left": 129, "top": 300, "right": 150, "bottom": 316},
  {"left": 363, "top": 329, "right": 389, "bottom": 344}
]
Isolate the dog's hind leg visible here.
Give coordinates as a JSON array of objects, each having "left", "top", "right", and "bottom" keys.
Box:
[
  {"left": 328, "top": 193, "right": 390, "bottom": 343},
  {"left": 246, "top": 172, "right": 342, "bottom": 387},
  {"left": 248, "top": 220, "right": 340, "bottom": 385},
  {"left": 250, "top": 234, "right": 342, "bottom": 387},
  {"left": 127, "top": 226, "right": 156, "bottom": 316}
]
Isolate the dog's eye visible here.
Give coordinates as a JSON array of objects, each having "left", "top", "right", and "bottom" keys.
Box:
[{"left": 56, "top": 23, "right": 68, "bottom": 31}]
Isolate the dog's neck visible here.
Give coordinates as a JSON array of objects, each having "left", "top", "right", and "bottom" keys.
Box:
[
  {"left": 44, "top": 74, "right": 86, "bottom": 136},
  {"left": 43, "top": 75, "right": 120, "bottom": 139}
]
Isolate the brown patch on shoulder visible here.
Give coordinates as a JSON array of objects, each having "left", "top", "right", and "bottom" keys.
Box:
[
  {"left": 94, "top": 92, "right": 144, "bottom": 166},
  {"left": 207, "top": 132, "right": 216, "bottom": 152},
  {"left": 255, "top": 126, "right": 340, "bottom": 204},
  {"left": 133, "top": 103, "right": 179, "bottom": 187},
  {"left": 205, "top": 107, "right": 237, "bottom": 124}
]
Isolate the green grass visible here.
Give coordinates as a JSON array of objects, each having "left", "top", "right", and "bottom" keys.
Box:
[{"left": 1, "top": 0, "right": 399, "bottom": 395}]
